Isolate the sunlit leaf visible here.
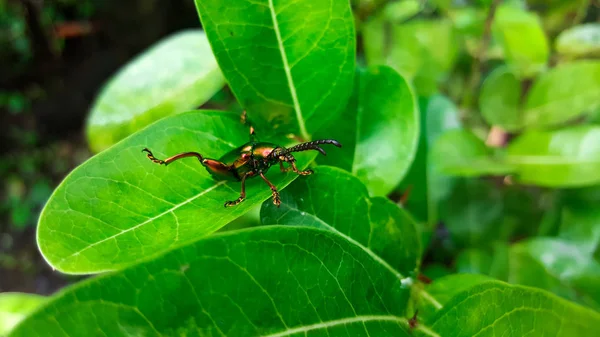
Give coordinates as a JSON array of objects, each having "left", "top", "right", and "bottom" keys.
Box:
[
  {"left": 556, "top": 23, "right": 600, "bottom": 58},
  {"left": 86, "top": 30, "right": 225, "bottom": 153},
  {"left": 11, "top": 227, "right": 420, "bottom": 337},
  {"left": 38, "top": 110, "right": 315, "bottom": 274},
  {"left": 493, "top": 5, "right": 549, "bottom": 77},
  {"left": 0, "top": 293, "right": 46, "bottom": 336},
  {"left": 315, "top": 66, "right": 419, "bottom": 196},
  {"left": 194, "top": 0, "right": 356, "bottom": 139},
  {"left": 506, "top": 125, "right": 600, "bottom": 187},
  {"left": 522, "top": 61, "right": 600, "bottom": 128}
]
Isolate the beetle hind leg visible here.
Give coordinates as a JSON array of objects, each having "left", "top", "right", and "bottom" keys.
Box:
[{"left": 142, "top": 148, "right": 204, "bottom": 166}]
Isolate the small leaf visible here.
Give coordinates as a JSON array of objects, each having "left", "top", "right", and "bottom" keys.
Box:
[
  {"left": 509, "top": 238, "right": 600, "bottom": 310},
  {"left": 479, "top": 66, "right": 522, "bottom": 131},
  {"left": 194, "top": 0, "right": 356, "bottom": 139},
  {"left": 38, "top": 110, "right": 315, "bottom": 274},
  {"left": 0, "top": 293, "right": 46, "bottom": 336},
  {"left": 11, "top": 227, "right": 417, "bottom": 337},
  {"left": 430, "top": 129, "right": 514, "bottom": 177},
  {"left": 86, "top": 30, "right": 225, "bottom": 153},
  {"left": 315, "top": 66, "right": 419, "bottom": 196},
  {"left": 556, "top": 23, "right": 600, "bottom": 58},
  {"left": 261, "top": 166, "right": 421, "bottom": 278},
  {"left": 523, "top": 61, "right": 600, "bottom": 128},
  {"left": 493, "top": 5, "right": 549, "bottom": 77},
  {"left": 506, "top": 125, "right": 600, "bottom": 187},
  {"left": 419, "top": 281, "right": 600, "bottom": 336}
]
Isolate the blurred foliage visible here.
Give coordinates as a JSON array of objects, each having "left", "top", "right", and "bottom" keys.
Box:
[{"left": 3, "top": 0, "right": 600, "bottom": 335}]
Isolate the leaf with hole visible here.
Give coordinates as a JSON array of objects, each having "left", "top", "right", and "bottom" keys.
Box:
[
  {"left": 86, "top": 30, "right": 225, "bottom": 153},
  {"left": 194, "top": 0, "right": 356, "bottom": 139}
]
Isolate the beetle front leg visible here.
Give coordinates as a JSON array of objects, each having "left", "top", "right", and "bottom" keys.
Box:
[
  {"left": 259, "top": 172, "right": 281, "bottom": 207},
  {"left": 224, "top": 173, "right": 250, "bottom": 207}
]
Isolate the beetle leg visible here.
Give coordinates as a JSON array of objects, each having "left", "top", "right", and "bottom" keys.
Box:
[
  {"left": 224, "top": 173, "right": 250, "bottom": 207},
  {"left": 259, "top": 172, "right": 281, "bottom": 207},
  {"left": 288, "top": 161, "right": 313, "bottom": 176},
  {"left": 279, "top": 162, "right": 291, "bottom": 173},
  {"left": 143, "top": 148, "right": 204, "bottom": 166},
  {"left": 241, "top": 110, "right": 257, "bottom": 142}
]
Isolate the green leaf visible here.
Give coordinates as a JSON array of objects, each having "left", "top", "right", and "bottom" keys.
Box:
[
  {"left": 559, "top": 207, "right": 600, "bottom": 255},
  {"left": 12, "top": 226, "right": 419, "bottom": 337},
  {"left": 388, "top": 19, "right": 459, "bottom": 95},
  {"left": 194, "top": 0, "right": 356, "bottom": 140},
  {"left": 417, "top": 274, "right": 494, "bottom": 323},
  {"left": 509, "top": 238, "right": 600, "bottom": 311},
  {"left": 479, "top": 66, "right": 522, "bottom": 131},
  {"left": 261, "top": 166, "right": 421, "bottom": 278},
  {"left": 0, "top": 293, "right": 46, "bottom": 336},
  {"left": 556, "top": 23, "right": 600, "bottom": 58},
  {"left": 315, "top": 66, "right": 419, "bottom": 196},
  {"left": 506, "top": 125, "right": 600, "bottom": 187},
  {"left": 430, "top": 129, "right": 514, "bottom": 177},
  {"left": 522, "top": 61, "right": 600, "bottom": 128},
  {"left": 493, "top": 5, "right": 549, "bottom": 77},
  {"left": 418, "top": 281, "right": 600, "bottom": 336},
  {"left": 38, "top": 110, "right": 315, "bottom": 274},
  {"left": 86, "top": 30, "right": 225, "bottom": 153}
]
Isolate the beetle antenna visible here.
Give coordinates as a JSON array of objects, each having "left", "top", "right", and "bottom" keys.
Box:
[{"left": 284, "top": 139, "right": 341, "bottom": 156}]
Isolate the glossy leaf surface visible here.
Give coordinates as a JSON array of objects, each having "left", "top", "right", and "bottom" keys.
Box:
[
  {"left": 315, "top": 66, "right": 419, "bottom": 196},
  {"left": 86, "top": 30, "right": 225, "bottom": 153},
  {"left": 194, "top": 0, "right": 355, "bottom": 139},
  {"left": 509, "top": 238, "right": 600, "bottom": 311},
  {"left": 506, "top": 125, "right": 600, "bottom": 187},
  {"left": 479, "top": 66, "right": 521, "bottom": 131},
  {"left": 556, "top": 23, "right": 600, "bottom": 58},
  {"left": 0, "top": 293, "right": 46, "bottom": 336},
  {"left": 523, "top": 61, "right": 600, "bottom": 128},
  {"left": 261, "top": 166, "right": 421, "bottom": 278},
  {"left": 12, "top": 227, "right": 418, "bottom": 337},
  {"left": 38, "top": 110, "right": 314, "bottom": 274},
  {"left": 417, "top": 281, "right": 600, "bottom": 336}
]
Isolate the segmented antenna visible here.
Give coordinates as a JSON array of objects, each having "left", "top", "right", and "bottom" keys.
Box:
[{"left": 284, "top": 139, "right": 342, "bottom": 156}]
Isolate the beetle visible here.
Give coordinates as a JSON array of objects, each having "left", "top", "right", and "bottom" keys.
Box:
[{"left": 142, "top": 111, "right": 341, "bottom": 208}]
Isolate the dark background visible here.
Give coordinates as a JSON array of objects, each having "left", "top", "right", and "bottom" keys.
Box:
[{"left": 1, "top": 0, "right": 201, "bottom": 294}]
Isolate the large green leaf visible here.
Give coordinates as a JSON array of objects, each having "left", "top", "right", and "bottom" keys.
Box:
[
  {"left": 522, "top": 61, "right": 600, "bottom": 128},
  {"left": 430, "top": 129, "right": 514, "bottom": 177},
  {"left": 86, "top": 30, "right": 225, "bottom": 153},
  {"left": 315, "top": 66, "right": 419, "bottom": 196},
  {"left": 556, "top": 23, "right": 600, "bottom": 58},
  {"left": 417, "top": 281, "right": 600, "bottom": 336},
  {"left": 506, "top": 125, "right": 600, "bottom": 187},
  {"left": 38, "top": 110, "right": 315, "bottom": 274},
  {"left": 493, "top": 5, "right": 549, "bottom": 77},
  {"left": 194, "top": 0, "right": 355, "bottom": 140},
  {"left": 261, "top": 166, "right": 421, "bottom": 279},
  {"left": 479, "top": 66, "right": 521, "bottom": 131},
  {"left": 11, "top": 226, "right": 423, "bottom": 337},
  {"left": 509, "top": 238, "right": 600, "bottom": 311},
  {"left": 0, "top": 293, "right": 46, "bottom": 336}
]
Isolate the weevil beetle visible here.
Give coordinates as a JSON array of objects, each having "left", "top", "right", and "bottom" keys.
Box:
[{"left": 142, "top": 111, "right": 341, "bottom": 208}]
